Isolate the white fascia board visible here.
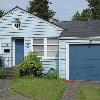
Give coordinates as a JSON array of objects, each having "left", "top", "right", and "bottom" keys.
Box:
[
  {"left": 59, "top": 36, "right": 100, "bottom": 40},
  {"left": 59, "top": 37, "right": 84, "bottom": 40}
]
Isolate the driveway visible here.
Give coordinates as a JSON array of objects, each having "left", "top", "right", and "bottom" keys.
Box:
[
  {"left": 0, "top": 79, "right": 30, "bottom": 100},
  {"left": 61, "top": 80, "right": 100, "bottom": 100}
]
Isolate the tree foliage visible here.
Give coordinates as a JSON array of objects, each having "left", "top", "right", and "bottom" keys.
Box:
[
  {"left": 0, "top": 10, "right": 4, "bottom": 18},
  {"left": 72, "top": 0, "right": 100, "bottom": 21},
  {"left": 27, "top": 0, "right": 55, "bottom": 21},
  {"left": 87, "top": 0, "right": 100, "bottom": 19}
]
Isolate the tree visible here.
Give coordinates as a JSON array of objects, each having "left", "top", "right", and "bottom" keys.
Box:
[
  {"left": 81, "top": 8, "right": 91, "bottom": 21},
  {"left": 87, "top": 0, "right": 100, "bottom": 19},
  {"left": 27, "top": 0, "right": 55, "bottom": 21},
  {"left": 72, "top": 0, "right": 100, "bottom": 21},
  {"left": 72, "top": 9, "right": 91, "bottom": 21},
  {"left": 72, "top": 11, "right": 82, "bottom": 21},
  {"left": 0, "top": 10, "right": 4, "bottom": 18}
]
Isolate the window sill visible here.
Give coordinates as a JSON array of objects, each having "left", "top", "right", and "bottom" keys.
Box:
[
  {"left": 33, "top": 44, "right": 44, "bottom": 46},
  {"left": 42, "top": 56, "right": 59, "bottom": 59}
]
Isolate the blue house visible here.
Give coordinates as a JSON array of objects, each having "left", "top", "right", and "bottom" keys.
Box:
[{"left": 1, "top": 6, "right": 100, "bottom": 81}]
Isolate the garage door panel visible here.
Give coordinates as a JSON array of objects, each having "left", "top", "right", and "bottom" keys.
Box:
[
  {"left": 70, "top": 73, "right": 87, "bottom": 80},
  {"left": 69, "top": 44, "right": 100, "bottom": 81}
]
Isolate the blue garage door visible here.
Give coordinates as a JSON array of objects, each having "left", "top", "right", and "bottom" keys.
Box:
[
  {"left": 69, "top": 44, "right": 100, "bottom": 81},
  {"left": 15, "top": 39, "right": 24, "bottom": 65}
]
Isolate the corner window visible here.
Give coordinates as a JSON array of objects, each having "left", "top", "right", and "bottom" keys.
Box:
[{"left": 12, "top": 18, "right": 21, "bottom": 29}]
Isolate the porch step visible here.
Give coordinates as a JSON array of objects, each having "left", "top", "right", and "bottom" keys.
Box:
[{"left": 5, "top": 67, "right": 17, "bottom": 79}]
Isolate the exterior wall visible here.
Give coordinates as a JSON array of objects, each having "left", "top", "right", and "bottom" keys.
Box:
[
  {"left": 0, "top": 8, "right": 62, "bottom": 38},
  {"left": 1, "top": 37, "right": 11, "bottom": 67},
  {"left": 24, "top": 37, "right": 32, "bottom": 57},
  {"left": 0, "top": 7, "right": 62, "bottom": 72},
  {"left": 41, "top": 58, "right": 59, "bottom": 74},
  {"left": 59, "top": 40, "right": 66, "bottom": 78}
]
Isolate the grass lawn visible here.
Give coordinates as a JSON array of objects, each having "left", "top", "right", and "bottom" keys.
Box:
[
  {"left": 77, "top": 85, "right": 100, "bottom": 100},
  {"left": 10, "top": 78, "right": 66, "bottom": 100}
]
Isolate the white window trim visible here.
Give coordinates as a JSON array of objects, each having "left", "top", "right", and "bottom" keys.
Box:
[
  {"left": 0, "top": 39, "right": 1, "bottom": 54},
  {"left": 13, "top": 39, "right": 15, "bottom": 66},
  {"left": 31, "top": 38, "right": 33, "bottom": 51},
  {"left": 44, "top": 38, "right": 47, "bottom": 57}
]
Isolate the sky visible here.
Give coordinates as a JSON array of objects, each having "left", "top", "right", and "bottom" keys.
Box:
[{"left": 0, "top": 0, "right": 88, "bottom": 21}]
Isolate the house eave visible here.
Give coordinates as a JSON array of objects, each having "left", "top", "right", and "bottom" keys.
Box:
[{"left": 59, "top": 36, "right": 100, "bottom": 40}]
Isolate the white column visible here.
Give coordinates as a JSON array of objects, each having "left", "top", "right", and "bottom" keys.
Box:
[
  {"left": 31, "top": 38, "right": 33, "bottom": 51},
  {"left": 0, "top": 38, "right": 1, "bottom": 54},
  {"left": 66, "top": 43, "right": 69, "bottom": 80},
  {"left": 13, "top": 39, "right": 15, "bottom": 66}
]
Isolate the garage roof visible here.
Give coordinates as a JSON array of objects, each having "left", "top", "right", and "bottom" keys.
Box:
[{"left": 57, "top": 20, "right": 100, "bottom": 38}]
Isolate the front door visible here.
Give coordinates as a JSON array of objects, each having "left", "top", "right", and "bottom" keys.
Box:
[{"left": 15, "top": 39, "right": 24, "bottom": 65}]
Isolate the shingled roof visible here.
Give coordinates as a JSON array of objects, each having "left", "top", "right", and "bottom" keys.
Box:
[{"left": 57, "top": 20, "right": 100, "bottom": 38}]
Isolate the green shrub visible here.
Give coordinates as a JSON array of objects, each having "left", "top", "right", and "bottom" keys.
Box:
[
  {"left": 12, "top": 68, "right": 20, "bottom": 80},
  {"left": 0, "top": 68, "right": 5, "bottom": 79},
  {"left": 19, "top": 51, "right": 42, "bottom": 77},
  {"left": 22, "top": 74, "right": 35, "bottom": 79},
  {"left": 47, "top": 68, "right": 59, "bottom": 79}
]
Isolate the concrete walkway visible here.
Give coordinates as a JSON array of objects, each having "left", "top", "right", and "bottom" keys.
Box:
[
  {"left": 0, "top": 79, "right": 30, "bottom": 100},
  {"left": 61, "top": 80, "right": 100, "bottom": 100}
]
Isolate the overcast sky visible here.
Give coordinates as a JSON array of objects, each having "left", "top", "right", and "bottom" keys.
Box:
[{"left": 0, "top": 0, "right": 88, "bottom": 21}]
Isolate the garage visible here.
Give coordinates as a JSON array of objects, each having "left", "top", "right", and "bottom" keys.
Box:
[{"left": 69, "top": 44, "right": 100, "bottom": 81}]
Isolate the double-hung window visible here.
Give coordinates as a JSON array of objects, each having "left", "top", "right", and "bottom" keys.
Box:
[
  {"left": 47, "top": 38, "right": 59, "bottom": 57},
  {"left": 33, "top": 38, "right": 59, "bottom": 57},
  {"left": 33, "top": 38, "right": 44, "bottom": 57}
]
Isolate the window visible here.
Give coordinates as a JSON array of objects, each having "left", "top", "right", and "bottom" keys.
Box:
[
  {"left": 33, "top": 38, "right": 59, "bottom": 57},
  {"left": 47, "top": 38, "right": 58, "bottom": 44},
  {"left": 33, "top": 38, "right": 44, "bottom": 57},
  {"left": 4, "top": 49, "right": 10, "bottom": 53},
  {"left": 12, "top": 18, "right": 21, "bottom": 29},
  {"left": 33, "top": 39, "right": 43, "bottom": 44},
  {"left": 47, "top": 45, "right": 58, "bottom": 51},
  {"left": 33, "top": 46, "right": 44, "bottom": 51},
  {"left": 47, "top": 38, "right": 59, "bottom": 57}
]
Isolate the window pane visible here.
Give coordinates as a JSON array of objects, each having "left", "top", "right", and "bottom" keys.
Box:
[
  {"left": 37, "top": 51, "right": 44, "bottom": 56},
  {"left": 47, "top": 45, "right": 58, "bottom": 51},
  {"left": 47, "top": 38, "right": 58, "bottom": 44},
  {"left": 47, "top": 51, "right": 58, "bottom": 57},
  {"left": 33, "top": 39, "right": 44, "bottom": 44},
  {"left": 33, "top": 46, "right": 44, "bottom": 51}
]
